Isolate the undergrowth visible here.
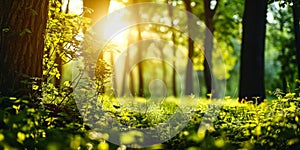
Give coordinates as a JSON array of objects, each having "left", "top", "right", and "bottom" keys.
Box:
[{"left": 0, "top": 91, "right": 300, "bottom": 149}]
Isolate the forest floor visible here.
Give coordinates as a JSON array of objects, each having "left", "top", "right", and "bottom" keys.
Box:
[{"left": 0, "top": 92, "right": 299, "bottom": 149}]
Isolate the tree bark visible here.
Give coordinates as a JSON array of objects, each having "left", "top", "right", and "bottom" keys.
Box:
[
  {"left": 137, "top": 25, "right": 144, "bottom": 97},
  {"left": 184, "top": 0, "right": 195, "bottom": 95},
  {"left": 110, "top": 49, "right": 117, "bottom": 95},
  {"left": 158, "top": 44, "right": 167, "bottom": 87},
  {"left": 168, "top": 0, "right": 178, "bottom": 97},
  {"left": 129, "top": 67, "right": 135, "bottom": 96},
  {"left": 292, "top": 2, "right": 300, "bottom": 81},
  {"left": 131, "top": 0, "right": 144, "bottom": 97},
  {"left": 0, "top": 0, "right": 49, "bottom": 97},
  {"left": 203, "top": 0, "right": 218, "bottom": 98},
  {"left": 239, "top": 0, "right": 267, "bottom": 103}
]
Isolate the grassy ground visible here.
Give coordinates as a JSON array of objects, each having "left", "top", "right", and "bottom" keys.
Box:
[{"left": 0, "top": 92, "right": 299, "bottom": 149}]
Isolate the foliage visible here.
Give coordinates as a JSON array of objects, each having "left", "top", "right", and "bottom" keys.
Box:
[
  {"left": 165, "top": 93, "right": 300, "bottom": 149},
  {"left": 0, "top": 96, "right": 110, "bottom": 150},
  {"left": 1, "top": 90, "right": 300, "bottom": 149},
  {"left": 43, "top": 0, "right": 89, "bottom": 105},
  {"left": 265, "top": 2, "right": 298, "bottom": 92}
]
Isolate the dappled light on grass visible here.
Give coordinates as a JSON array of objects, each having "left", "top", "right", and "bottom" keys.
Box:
[{"left": 1, "top": 92, "right": 300, "bottom": 149}]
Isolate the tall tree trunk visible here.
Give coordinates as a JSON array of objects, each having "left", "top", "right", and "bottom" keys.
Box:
[
  {"left": 121, "top": 45, "right": 129, "bottom": 96},
  {"left": 132, "top": 0, "right": 144, "bottom": 97},
  {"left": 281, "top": 48, "right": 287, "bottom": 92},
  {"left": 239, "top": 0, "right": 267, "bottom": 103},
  {"left": 65, "top": 0, "right": 70, "bottom": 13},
  {"left": 0, "top": 0, "right": 49, "bottom": 97},
  {"left": 168, "top": 0, "right": 178, "bottom": 97},
  {"left": 203, "top": 0, "right": 218, "bottom": 98},
  {"left": 54, "top": 0, "right": 63, "bottom": 89},
  {"left": 184, "top": 0, "right": 195, "bottom": 95},
  {"left": 137, "top": 25, "right": 144, "bottom": 97},
  {"left": 292, "top": 2, "right": 300, "bottom": 81},
  {"left": 110, "top": 50, "right": 117, "bottom": 95},
  {"left": 121, "top": 30, "right": 136, "bottom": 97},
  {"left": 157, "top": 43, "right": 167, "bottom": 86},
  {"left": 129, "top": 67, "right": 135, "bottom": 96}
]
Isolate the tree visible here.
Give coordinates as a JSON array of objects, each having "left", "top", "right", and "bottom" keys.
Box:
[
  {"left": 239, "top": 0, "right": 267, "bottom": 103},
  {"left": 53, "top": 0, "right": 63, "bottom": 89},
  {"left": 184, "top": 0, "right": 195, "bottom": 95},
  {"left": 168, "top": 0, "right": 178, "bottom": 97},
  {"left": 267, "top": 3, "right": 295, "bottom": 93},
  {"left": 292, "top": 1, "right": 300, "bottom": 81},
  {"left": 136, "top": 17, "right": 144, "bottom": 97},
  {"left": 121, "top": 31, "right": 135, "bottom": 97},
  {"left": 0, "top": 0, "right": 49, "bottom": 97},
  {"left": 203, "top": 0, "right": 218, "bottom": 97},
  {"left": 131, "top": 0, "right": 145, "bottom": 97}
]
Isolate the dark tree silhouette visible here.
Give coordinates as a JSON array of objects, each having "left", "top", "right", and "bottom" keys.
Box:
[
  {"left": 239, "top": 0, "right": 267, "bottom": 103},
  {"left": 292, "top": 2, "right": 300, "bottom": 81},
  {"left": 0, "top": 0, "right": 49, "bottom": 97},
  {"left": 203, "top": 0, "right": 218, "bottom": 98}
]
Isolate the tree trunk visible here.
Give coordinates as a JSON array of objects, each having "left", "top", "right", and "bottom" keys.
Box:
[
  {"left": 203, "top": 0, "right": 218, "bottom": 98},
  {"left": 281, "top": 48, "right": 287, "bottom": 92},
  {"left": 110, "top": 49, "right": 117, "bottom": 95},
  {"left": 54, "top": 0, "right": 63, "bottom": 89},
  {"left": 137, "top": 25, "right": 144, "bottom": 97},
  {"left": 121, "top": 30, "right": 134, "bottom": 97},
  {"left": 0, "top": 0, "right": 49, "bottom": 97},
  {"left": 292, "top": 2, "right": 300, "bottom": 81},
  {"left": 184, "top": 0, "right": 195, "bottom": 95},
  {"left": 157, "top": 43, "right": 167, "bottom": 87},
  {"left": 129, "top": 68, "right": 135, "bottom": 96},
  {"left": 121, "top": 47, "right": 129, "bottom": 96},
  {"left": 168, "top": 0, "right": 178, "bottom": 97},
  {"left": 239, "top": 0, "right": 267, "bottom": 103},
  {"left": 131, "top": 0, "right": 144, "bottom": 97}
]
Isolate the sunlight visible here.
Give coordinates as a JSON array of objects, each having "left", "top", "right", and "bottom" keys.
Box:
[
  {"left": 103, "top": 1, "right": 129, "bottom": 46},
  {"left": 62, "top": 0, "right": 130, "bottom": 52},
  {"left": 61, "top": 0, "right": 125, "bottom": 15},
  {"left": 102, "top": 2, "right": 130, "bottom": 45},
  {"left": 62, "top": 0, "right": 83, "bottom": 14}
]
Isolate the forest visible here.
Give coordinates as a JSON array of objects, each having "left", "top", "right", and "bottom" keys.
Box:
[{"left": 0, "top": 0, "right": 300, "bottom": 149}]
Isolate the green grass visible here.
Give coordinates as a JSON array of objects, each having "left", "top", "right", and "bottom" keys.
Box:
[{"left": 0, "top": 92, "right": 299, "bottom": 149}]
